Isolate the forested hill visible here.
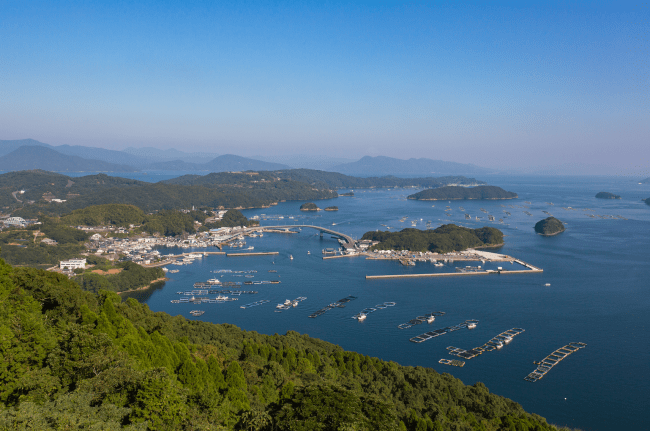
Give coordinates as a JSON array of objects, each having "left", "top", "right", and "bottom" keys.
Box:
[
  {"left": 0, "top": 259, "right": 562, "bottom": 430},
  {"left": 362, "top": 224, "right": 504, "bottom": 253},
  {"left": 1, "top": 170, "right": 337, "bottom": 216},
  {"left": 408, "top": 186, "right": 518, "bottom": 201},
  {"left": 163, "top": 168, "right": 485, "bottom": 189}
]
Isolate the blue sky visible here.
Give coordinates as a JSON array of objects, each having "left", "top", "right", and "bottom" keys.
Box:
[{"left": 0, "top": 1, "right": 648, "bottom": 173}]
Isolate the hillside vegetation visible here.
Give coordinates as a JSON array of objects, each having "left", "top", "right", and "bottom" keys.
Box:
[
  {"left": 0, "top": 259, "right": 561, "bottom": 430},
  {"left": 362, "top": 225, "right": 504, "bottom": 253},
  {"left": 408, "top": 186, "right": 517, "bottom": 201}
]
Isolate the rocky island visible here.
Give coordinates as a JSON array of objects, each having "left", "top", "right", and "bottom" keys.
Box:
[
  {"left": 339, "top": 192, "right": 354, "bottom": 196},
  {"left": 595, "top": 192, "right": 621, "bottom": 199},
  {"left": 535, "top": 217, "right": 565, "bottom": 236},
  {"left": 324, "top": 206, "right": 339, "bottom": 211},
  {"left": 362, "top": 224, "right": 504, "bottom": 253},
  {"left": 299, "top": 202, "right": 320, "bottom": 211},
  {"left": 407, "top": 185, "right": 517, "bottom": 201}
]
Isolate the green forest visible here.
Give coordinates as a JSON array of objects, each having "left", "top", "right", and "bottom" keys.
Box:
[
  {"left": 1, "top": 170, "right": 486, "bottom": 217},
  {"left": 73, "top": 260, "right": 165, "bottom": 294},
  {"left": 0, "top": 259, "right": 568, "bottom": 430},
  {"left": 362, "top": 225, "right": 504, "bottom": 253}
]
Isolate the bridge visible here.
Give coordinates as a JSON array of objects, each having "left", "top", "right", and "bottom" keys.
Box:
[{"left": 243, "top": 224, "right": 356, "bottom": 247}]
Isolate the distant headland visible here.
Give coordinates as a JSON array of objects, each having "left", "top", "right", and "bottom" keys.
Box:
[
  {"left": 535, "top": 217, "right": 565, "bottom": 236},
  {"left": 407, "top": 185, "right": 517, "bottom": 201},
  {"left": 595, "top": 192, "right": 621, "bottom": 199}
]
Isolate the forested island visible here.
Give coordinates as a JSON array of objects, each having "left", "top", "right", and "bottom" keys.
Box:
[
  {"left": 595, "top": 192, "right": 621, "bottom": 199},
  {"left": 324, "top": 206, "right": 338, "bottom": 211},
  {"left": 407, "top": 186, "right": 517, "bottom": 201},
  {"left": 534, "top": 217, "right": 565, "bottom": 236},
  {"left": 339, "top": 192, "right": 354, "bottom": 196},
  {"left": 300, "top": 202, "right": 320, "bottom": 211},
  {"left": 362, "top": 224, "right": 504, "bottom": 253},
  {"left": 0, "top": 259, "right": 564, "bottom": 430}
]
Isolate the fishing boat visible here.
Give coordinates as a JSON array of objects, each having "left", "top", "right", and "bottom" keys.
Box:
[
  {"left": 427, "top": 315, "right": 435, "bottom": 323},
  {"left": 357, "top": 313, "right": 367, "bottom": 321},
  {"left": 289, "top": 255, "right": 293, "bottom": 260}
]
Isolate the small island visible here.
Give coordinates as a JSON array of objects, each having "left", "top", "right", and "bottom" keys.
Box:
[
  {"left": 361, "top": 224, "right": 504, "bottom": 253},
  {"left": 595, "top": 192, "right": 621, "bottom": 199},
  {"left": 324, "top": 206, "right": 339, "bottom": 211},
  {"left": 534, "top": 217, "right": 565, "bottom": 236},
  {"left": 408, "top": 185, "right": 517, "bottom": 201},
  {"left": 299, "top": 202, "right": 320, "bottom": 211},
  {"left": 339, "top": 192, "right": 354, "bottom": 196}
]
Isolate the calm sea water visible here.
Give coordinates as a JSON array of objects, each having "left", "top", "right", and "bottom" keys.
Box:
[{"left": 118, "top": 174, "right": 649, "bottom": 430}]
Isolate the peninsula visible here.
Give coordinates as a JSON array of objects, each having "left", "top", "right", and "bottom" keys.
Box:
[
  {"left": 595, "top": 192, "right": 621, "bottom": 199},
  {"left": 407, "top": 185, "right": 517, "bottom": 201},
  {"left": 535, "top": 217, "right": 565, "bottom": 236},
  {"left": 362, "top": 224, "right": 504, "bottom": 253}
]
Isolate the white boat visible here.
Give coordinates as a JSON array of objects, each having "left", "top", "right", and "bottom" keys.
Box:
[
  {"left": 504, "top": 336, "right": 513, "bottom": 344},
  {"left": 467, "top": 321, "right": 477, "bottom": 329},
  {"left": 357, "top": 313, "right": 367, "bottom": 321},
  {"left": 289, "top": 255, "right": 293, "bottom": 260},
  {"left": 307, "top": 251, "right": 310, "bottom": 255},
  {"left": 247, "top": 246, "right": 254, "bottom": 250},
  {"left": 545, "top": 283, "right": 551, "bottom": 286},
  {"left": 427, "top": 316, "right": 435, "bottom": 323},
  {"left": 495, "top": 341, "right": 504, "bottom": 349},
  {"left": 207, "top": 278, "right": 221, "bottom": 284},
  {"left": 215, "top": 295, "right": 229, "bottom": 301}
]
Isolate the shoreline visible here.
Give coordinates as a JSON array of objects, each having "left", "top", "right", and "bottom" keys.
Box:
[{"left": 117, "top": 277, "right": 168, "bottom": 294}]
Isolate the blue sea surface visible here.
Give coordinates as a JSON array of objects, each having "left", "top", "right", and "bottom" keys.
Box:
[{"left": 122, "top": 175, "right": 649, "bottom": 431}]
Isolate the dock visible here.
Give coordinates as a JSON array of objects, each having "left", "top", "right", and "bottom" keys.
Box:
[
  {"left": 227, "top": 252, "right": 279, "bottom": 257},
  {"left": 524, "top": 342, "right": 587, "bottom": 382}
]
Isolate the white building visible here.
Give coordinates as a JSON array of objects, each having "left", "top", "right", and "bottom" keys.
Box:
[{"left": 59, "top": 258, "right": 86, "bottom": 270}]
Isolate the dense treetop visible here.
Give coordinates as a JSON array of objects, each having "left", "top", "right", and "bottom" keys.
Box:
[
  {"left": 534, "top": 217, "right": 565, "bottom": 236},
  {"left": 595, "top": 192, "right": 621, "bottom": 199},
  {"left": 0, "top": 258, "right": 566, "bottom": 430},
  {"left": 362, "top": 224, "right": 504, "bottom": 253},
  {"left": 408, "top": 186, "right": 517, "bottom": 201},
  {"left": 299, "top": 202, "right": 320, "bottom": 211}
]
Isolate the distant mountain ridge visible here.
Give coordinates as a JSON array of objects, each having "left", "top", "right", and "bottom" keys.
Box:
[
  {"left": 0, "top": 146, "right": 138, "bottom": 172},
  {"left": 332, "top": 155, "right": 492, "bottom": 176}
]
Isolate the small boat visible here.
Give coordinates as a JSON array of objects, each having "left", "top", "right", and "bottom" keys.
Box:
[
  {"left": 467, "top": 321, "right": 478, "bottom": 329},
  {"left": 357, "top": 313, "right": 367, "bottom": 321},
  {"left": 289, "top": 255, "right": 293, "bottom": 260},
  {"left": 495, "top": 341, "right": 504, "bottom": 349},
  {"left": 545, "top": 283, "right": 551, "bottom": 287},
  {"left": 427, "top": 316, "right": 435, "bottom": 324},
  {"left": 504, "top": 336, "right": 513, "bottom": 344},
  {"left": 307, "top": 251, "right": 310, "bottom": 254},
  {"left": 207, "top": 278, "right": 221, "bottom": 284}
]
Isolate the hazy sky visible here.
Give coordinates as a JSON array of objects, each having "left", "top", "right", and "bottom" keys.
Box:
[{"left": 1, "top": 1, "right": 648, "bottom": 173}]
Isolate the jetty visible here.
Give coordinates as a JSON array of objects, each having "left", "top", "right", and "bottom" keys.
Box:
[
  {"left": 446, "top": 328, "right": 525, "bottom": 360},
  {"left": 524, "top": 342, "right": 587, "bottom": 382}
]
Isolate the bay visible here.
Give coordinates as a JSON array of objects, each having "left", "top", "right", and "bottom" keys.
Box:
[{"left": 125, "top": 174, "right": 649, "bottom": 430}]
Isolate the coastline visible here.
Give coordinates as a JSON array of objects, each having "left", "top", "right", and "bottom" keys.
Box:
[{"left": 116, "top": 276, "right": 168, "bottom": 294}]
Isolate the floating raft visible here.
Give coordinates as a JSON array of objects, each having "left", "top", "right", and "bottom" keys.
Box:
[
  {"left": 240, "top": 299, "right": 270, "bottom": 309},
  {"left": 409, "top": 320, "right": 477, "bottom": 343},
  {"left": 398, "top": 311, "right": 446, "bottom": 329},
  {"left": 309, "top": 295, "right": 357, "bottom": 318},
  {"left": 439, "top": 358, "right": 465, "bottom": 367},
  {"left": 524, "top": 342, "right": 587, "bottom": 382},
  {"left": 352, "top": 302, "right": 396, "bottom": 319},
  {"left": 446, "top": 328, "right": 525, "bottom": 360}
]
